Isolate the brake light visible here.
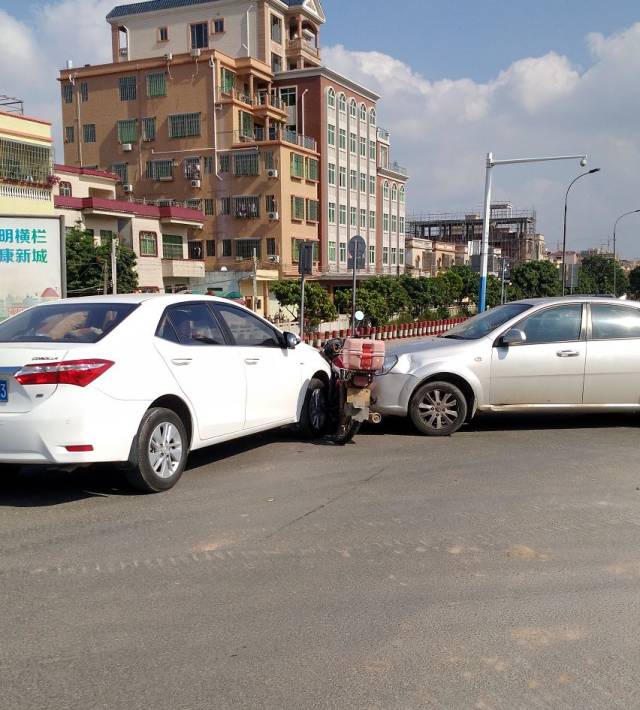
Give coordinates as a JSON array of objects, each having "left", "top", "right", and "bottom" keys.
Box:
[{"left": 15, "top": 360, "right": 114, "bottom": 387}]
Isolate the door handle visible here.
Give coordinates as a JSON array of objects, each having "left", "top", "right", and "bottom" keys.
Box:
[
  {"left": 556, "top": 350, "right": 580, "bottom": 358},
  {"left": 244, "top": 358, "right": 260, "bottom": 365},
  {"left": 171, "top": 358, "right": 193, "bottom": 366}
]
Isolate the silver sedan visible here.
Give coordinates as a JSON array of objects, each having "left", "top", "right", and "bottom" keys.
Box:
[{"left": 373, "top": 297, "right": 640, "bottom": 435}]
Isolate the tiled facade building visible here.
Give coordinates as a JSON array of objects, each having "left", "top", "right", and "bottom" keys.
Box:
[{"left": 58, "top": 0, "right": 408, "bottom": 312}]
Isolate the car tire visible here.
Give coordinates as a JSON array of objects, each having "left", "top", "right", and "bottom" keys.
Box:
[
  {"left": 409, "top": 381, "right": 468, "bottom": 437},
  {"left": 299, "top": 377, "right": 329, "bottom": 438},
  {"left": 126, "top": 408, "right": 189, "bottom": 493}
]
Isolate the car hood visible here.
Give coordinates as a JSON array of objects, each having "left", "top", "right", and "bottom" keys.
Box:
[{"left": 387, "top": 336, "right": 474, "bottom": 357}]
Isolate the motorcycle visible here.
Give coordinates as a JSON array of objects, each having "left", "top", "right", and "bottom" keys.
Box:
[{"left": 321, "top": 337, "right": 385, "bottom": 445}]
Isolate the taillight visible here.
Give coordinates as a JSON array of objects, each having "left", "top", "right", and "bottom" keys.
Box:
[{"left": 15, "top": 360, "right": 114, "bottom": 387}]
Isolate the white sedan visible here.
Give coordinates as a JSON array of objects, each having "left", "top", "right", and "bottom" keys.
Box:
[{"left": 0, "top": 295, "right": 331, "bottom": 492}]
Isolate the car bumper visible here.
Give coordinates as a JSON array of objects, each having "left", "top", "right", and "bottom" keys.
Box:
[
  {"left": 0, "top": 386, "right": 148, "bottom": 466},
  {"left": 371, "top": 373, "right": 418, "bottom": 417}
]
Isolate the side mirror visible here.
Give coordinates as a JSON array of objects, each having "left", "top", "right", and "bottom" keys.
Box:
[
  {"left": 499, "top": 328, "right": 527, "bottom": 347},
  {"left": 283, "top": 331, "right": 300, "bottom": 350}
]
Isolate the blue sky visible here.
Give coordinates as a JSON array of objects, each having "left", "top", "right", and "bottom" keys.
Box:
[{"left": 3, "top": 0, "right": 640, "bottom": 255}]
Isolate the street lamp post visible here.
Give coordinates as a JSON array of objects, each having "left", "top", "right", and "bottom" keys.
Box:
[
  {"left": 561, "top": 169, "right": 601, "bottom": 295},
  {"left": 612, "top": 209, "right": 640, "bottom": 296},
  {"left": 479, "top": 152, "right": 590, "bottom": 312}
]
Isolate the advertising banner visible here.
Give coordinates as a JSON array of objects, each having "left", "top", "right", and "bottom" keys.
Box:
[{"left": 0, "top": 216, "right": 64, "bottom": 322}]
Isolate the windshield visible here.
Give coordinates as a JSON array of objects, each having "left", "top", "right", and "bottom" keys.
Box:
[
  {"left": 441, "top": 303, "right": 533, "bottom": 340},
  {"left": 0, "top": 303, "right": 139, "bottom": 343}
]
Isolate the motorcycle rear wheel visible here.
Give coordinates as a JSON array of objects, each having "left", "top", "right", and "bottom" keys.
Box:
[{"left": 330, "top": 419, "right": 361, "bottom": 445}]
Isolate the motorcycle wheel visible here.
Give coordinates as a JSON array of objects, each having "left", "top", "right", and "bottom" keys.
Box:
[{"left": 330, "top": 418, "right": 362, "bottom": 446}]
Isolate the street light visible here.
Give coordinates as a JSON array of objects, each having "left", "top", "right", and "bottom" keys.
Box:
[
  {"left": 479, "top": 152, "right": 590, "bottom": 312},
  {"left": 561, "top": 168, "right": 601, "bottom": 295},
  {"left": 613, "top": 209, "right": 640, "bottom": 296}
]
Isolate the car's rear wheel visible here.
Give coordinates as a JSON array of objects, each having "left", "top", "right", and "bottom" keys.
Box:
[
  {"left": 299, "top": 377, "right": 329, "bottom": 438},
  {"left": 410, "top": 381, "right": 467, "bottom": 436},
  {"left": 126, "top": 407, "right": 188, "bottom": 493}
]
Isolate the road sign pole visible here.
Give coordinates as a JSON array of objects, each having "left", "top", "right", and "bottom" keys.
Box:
[{"left": 351, "top": 256, "right": 357, "bottom": 335}]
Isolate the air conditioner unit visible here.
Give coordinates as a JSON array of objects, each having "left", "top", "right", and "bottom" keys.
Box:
[
  {"left": 190, "top": 179, "right": 201, "bottom": 189},
  {"left": 165, "top": 52, "right": 173, "bottom": 62},
  {"left": 122, "top": 143, "right": 133, "bottom": 152},
  {"left": 191, "top": 48, "right": 201, "bottom": 59},
  {"left": 123, "top": 184, "right": 134, "bottom": 194},
  {"left": 266, "top": 168, "right": 279, "bottom": 179},
  {"left": 268, "top": 211, "right": 279, "bottom": 221}
]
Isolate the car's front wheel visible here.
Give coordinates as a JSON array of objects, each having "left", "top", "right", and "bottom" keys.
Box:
[
  {"left": 126, "top": 407, "right": 189, "bottom": 493},
  {"left": 409, "top": 381, "right": 468, "bottom": 436},
  {"left": 299, "top": 377, "right": 329, "bottom": 438}
]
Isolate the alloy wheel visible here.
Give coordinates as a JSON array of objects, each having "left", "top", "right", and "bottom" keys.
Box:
[
  {"left": 417, "top": 389, "right": 459, "bottom": 431},
  {"left": 148, "top": 422, "right": 183, "bottom": 479},
  {"left": 309, "top": 387, "right": 328, "bottom": 433}
]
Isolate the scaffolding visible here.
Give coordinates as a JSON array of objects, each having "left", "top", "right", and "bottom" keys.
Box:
[
  {"left": 0, "top": 96, "right": 24, "bottom": 115},
  {"left": 407, "top": 205, "right": 545, "bottom": 264}
]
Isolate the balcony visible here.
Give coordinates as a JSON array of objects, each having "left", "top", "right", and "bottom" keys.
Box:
[
  {"left": 234, "top": 128, "right": 317, "bottom": 152},
  {"left": 377, "top": 127, "right": 391, "bottom": 142},
  {"left": 286, "top": 38, "right": 320, "bottom": 60},
  {"left": 162, "top": 258, "right": 205, "bottom": 280}
]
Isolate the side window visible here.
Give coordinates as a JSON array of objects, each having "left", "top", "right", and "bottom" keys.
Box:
[
  {"left": 591, "top": 304, "right": 640, "bottom": 340},
  {"left": 158, "top": 304, "right": 225, "bottom": 346},
  {"left": 516, "top": 304, "right": 583, "bottom": 344},
  {"left": 215, "top": 304, "right": 281, "bottom": 348}
]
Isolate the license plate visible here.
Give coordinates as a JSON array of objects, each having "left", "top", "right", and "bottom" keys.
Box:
[
  {"left": 347, "top": 387, "right": 371, "bottom": 408},
  {"left": 0, "top": 380, "right": 7, "bottom": 403}
]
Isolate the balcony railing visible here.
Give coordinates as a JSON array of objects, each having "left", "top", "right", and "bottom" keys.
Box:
[
  {"left": 235, "top": 128, "right": 317, "bottom": 152},
  {"left": 286, "top": 38, "right": 320, "bottom": 58},
  {"left": 377, "top": 127, "right": 391, "bottom": 142},
  {"left": 218, "top": 88, "right": 286, "bottom": 113},
  {"left": 388, "top": 161, "right": 408, "bottom": 176}
]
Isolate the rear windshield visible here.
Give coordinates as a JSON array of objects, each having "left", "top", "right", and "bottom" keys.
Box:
[{"left": 0, "top": 303, "right": 138, "bottom": 343}]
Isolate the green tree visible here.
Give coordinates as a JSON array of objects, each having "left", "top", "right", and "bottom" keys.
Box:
[
  {"left": 450, "top": 264, "right": 480, "bottom": 305},
  {"left": 271, "top": 280, "right": 337, "bottom": 328},
  {"left": 509, "top": 261, "right": 561, "bottom": 299},
  {"left": 65, "top": 223, "right": 138, "bottom": 295},
  {"left": 334, "top": 287, "right": 391, "bottom": 326},
  {"left": 577, "top": 254, "right": 628, "bottom": 297},
  {"left": 485, "top": 275, "right": 503, "bottom": 309}
]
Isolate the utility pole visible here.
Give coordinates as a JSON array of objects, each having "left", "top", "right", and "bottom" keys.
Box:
[
  {"left": 102, "top": 261, "right": 108, "bottom": 296},
  {"left": 111, "top": 237, "right": 118, "bottom": 295},
  {"left": 252, "top": 248, "right": 258, "bottom": 312}
]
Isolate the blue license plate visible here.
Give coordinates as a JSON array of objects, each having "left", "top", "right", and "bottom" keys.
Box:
[{"left": 0, "top": 380, "right": 7, "bottom": 403}]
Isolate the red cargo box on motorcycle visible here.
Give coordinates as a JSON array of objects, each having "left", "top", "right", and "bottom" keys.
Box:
[{"left": 340, "top": 338, "right": 385, "bottom": 372}]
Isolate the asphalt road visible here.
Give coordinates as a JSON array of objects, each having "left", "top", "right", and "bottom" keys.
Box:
[{"left": 2, "top": 413, "right": 640, "bottom": 710}]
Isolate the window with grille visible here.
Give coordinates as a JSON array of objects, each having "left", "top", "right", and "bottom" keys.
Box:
[
  {"left": 339, "top": 204, "right": 346, "bottom": 225},
  {"left": 62, "top": 83, "right": 73, "bottom": 104},
  {"left": 100, "top": 230, "right": 115, "bottom": 246},
  {"left": 234, "top": 151, "right": 259, "bottom": 176},
  {"left": 59, "top": 181, "right": 72, "bottom": 197},
  {"left": 290, "top": 153, "right": 304, "bottom": 178},
  {"left": 206, "top": 239, "right": 215, "bottom": 256},
  {"left": 328, "top": 163, "right": 335, "bottom": 185},
  {"left": 119, "top": 76, "right": 136, "bottom": 101},
  {"left": 162, "top": 235, "right": 183, "bottom": 259},
  {"left": 142, "top": 117, "right": 156, "bottom": 142},
  {"left": 233, "top": 195, "right": 260, "bottom": 219},
  {"left": 117, "top": 119, "right": 137, "bottom": 144},
  {"left": 0, "top": 139, "right": 52, "bottom": 183},
  {"left": 159, "top": 26, "right": 169, "bottom": 41},
  {"left": 202, "top": 156, "right": 213, "bottom": 174},
  {"left": 146, "top": 160, "right": 173, "bottom": 180},
  {"left": 190, "top": 22, "right": 208, "bottom": 49},
  {"left": 111, "top": 163, "right": 128, "bottom": 184},
  {"left": 266, "top": 195, "right": 277, "bottom": 213},
  {"left": 204, "top": 199, "right": 214, "bottom": 216},
  {"left": 188, "top": 241, "right": 204, "bottom": 259},
  {"left": 213, "top": 18, "right": 225, "bottom": 34},
  {"left": 222, "top": 239, "right": 232, "bottom": 257},
  {"left": 184, "top": 157, "right": 201, "bottom": 179},
  {"left": 267, "top": 238, "right": 277, "bottom": 256},
  {"left": 64, "top": 126, "right": 74, "bottom": 144},
  {"left": 236, "top": 239, "right": 261, "bottom": 259},
  {"left": 186, "top": 199, "right": 202, "bottom": 210},
  {"left": 305, "top": 157, "right": 318, "bottom": 181},
  {"left": 221, "top": 67, "right": 235, "bottom": 94},
  {"left": 169, "top": 113, "right": 201, "bottom": 139},
  {"left": 328, "top": 202, "right": 336, "bottom": 224},
  {"left": 307, "top": 199, "right": 319, "bottom": 222},
  {"left": 219, "top": 154, "right": 230, "bottom": 173},
  {"left": 147, "top": 72, "right": 166, "bottom": 97},
  {"left": 291, "top": 196, "right": 305, "bottom": 221},
  {"left": 139, "top": 231, "right": 158, "bottom": 257},
  {"left": 80, "top": 82, "right": 89, "bottom": 102},
  {"left": 329, "top": 241, "right": 336, "bottom": 261},
  {"left": 83, "top": 124, "right": 96, "bottom": 143},
  {"left": 239, "top": 110, "right": 254, "bottom": 139},
  {"left": 219, "top": 197, "right": 230, "bottom": 215}
]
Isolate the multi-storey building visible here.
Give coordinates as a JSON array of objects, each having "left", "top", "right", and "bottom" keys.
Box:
[
  {"left": 272, "top": 69, "right": 408, "bottom": 290},
  {"left": 0, "top": 97, "right": 55, "bottom": 216},
  {"left": 405, "top": 238, "right": 468, "bottom": 278},
  {"left": 54, "top": 164, "right": 205, "bottom": 293},
  {"left": 407, "top": 203, "right": 545, "bottom": 267},
  {"left": 58, "top": 0, "right": 408, "bottom": 310}
]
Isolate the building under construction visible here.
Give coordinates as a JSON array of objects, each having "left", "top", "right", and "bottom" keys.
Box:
[{"left": 407, "top": 203, "right": 545, "bottom": 265}]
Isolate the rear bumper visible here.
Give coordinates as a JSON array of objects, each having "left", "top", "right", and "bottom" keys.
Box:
[{"left": 0, "top": 387, "right": 149, "bottom": 466}]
